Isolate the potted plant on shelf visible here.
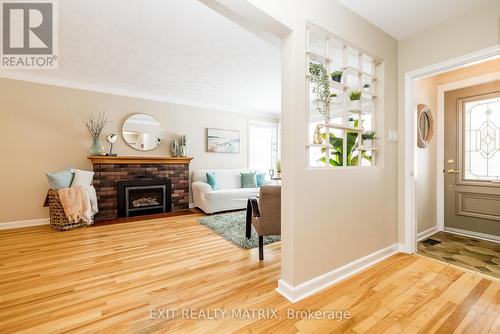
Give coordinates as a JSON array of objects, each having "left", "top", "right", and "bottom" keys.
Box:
[
  {"left": 276, "top": 160, "right": 282, "bottom": 178},
  {"left": 362, "top": 83, "right": 371, "bottom": 93},
  {"left": 361, "top": 130, "right": 377, "bottom": 150},
  {"left": 309, "top": 62, "right": 332, "bottom": 122},
  {"left": 349, "top": 90, "right": 362, "bottom": 110},
  {"left": 330, "top": 70, "right": 343, "bottom": 83}
]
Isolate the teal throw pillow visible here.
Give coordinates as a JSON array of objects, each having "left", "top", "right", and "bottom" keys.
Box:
[
  {"left": 206, "top": 172, "right": 218, "bottom": 190},
  {"left": 241, "top": 172, "right": 257, "bottom": 188},
  {"left": 46, "top": 167, "right": 74, "bottom": 189},
  {"left": 256, "top": 173, "right": 267, "bottom": 187}
]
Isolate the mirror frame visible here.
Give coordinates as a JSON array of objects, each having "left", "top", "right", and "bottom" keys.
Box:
[
  {"left": 122, "top": 113, "right": 164, "bottom": 151},
  {"left": 417, "top": 103, "right": 434, "bottom": 148}
]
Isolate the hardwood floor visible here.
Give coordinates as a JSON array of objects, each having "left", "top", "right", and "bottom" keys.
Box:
[{"left": 1, "top": 214, "right": 499, "bottom": 333}]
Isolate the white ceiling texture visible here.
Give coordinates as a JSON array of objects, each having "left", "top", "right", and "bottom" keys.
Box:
[
  {"left": 337, "top": 0, "right": 497, "bottom": 40},
  {"left": 0, "top": 0, "right": 281, "bottom": 115}
]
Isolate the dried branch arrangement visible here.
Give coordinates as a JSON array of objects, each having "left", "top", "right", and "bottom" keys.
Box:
[{"left": 85, "top": 112, "right": 109, "bottom": 139}]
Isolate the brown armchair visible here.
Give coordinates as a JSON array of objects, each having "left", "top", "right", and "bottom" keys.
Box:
[{"left": 246, "top": 185, "right": 281, "bottom": 260}]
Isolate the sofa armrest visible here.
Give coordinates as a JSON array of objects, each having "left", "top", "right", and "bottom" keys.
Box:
[{"left": 192, "top": 181, "right": 213, "bottom": 194}]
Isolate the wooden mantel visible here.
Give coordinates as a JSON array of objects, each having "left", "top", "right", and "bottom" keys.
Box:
[{"left": 87, "top": 155, "right": 193, "bottom": 165}]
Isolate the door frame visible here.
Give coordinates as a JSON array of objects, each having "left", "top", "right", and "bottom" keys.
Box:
[{"left": 402, "top": 45, "right": 500, "bottom": 253}]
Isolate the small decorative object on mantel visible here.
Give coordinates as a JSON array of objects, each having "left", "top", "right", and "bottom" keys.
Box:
[
  {"left": 179, "top": 135, "right": 188, "bottom": 157},
  {"left": 170, "top": 139, "right": 179, "bottom": 157},
  {"left": 417, "top": 103, "right": 434, "bottom": 148},
  {"left": 105, "top": 134, "right": 117, "bottom": 156},
  {"left": 85, "top": 111, "right": 109, "bottom": 156}
]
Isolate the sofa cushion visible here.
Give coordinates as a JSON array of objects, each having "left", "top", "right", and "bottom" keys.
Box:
[
  {"left": 206, "top": 172, "right": 218, "bottom": 190},
  {"left": 205, "top": 188, "right": 259, "bottom": 200},
  {"left": 192, "top": 169, "right": 260, "bottom": 189},
  {"left": 256, "top": 173, "right": 267, "bottom": 187},
  {"left": 240, "top": 172, "right": 257, "bottom": 188}
]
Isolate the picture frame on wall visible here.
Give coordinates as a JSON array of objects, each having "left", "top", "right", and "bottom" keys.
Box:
[{"left": 207, "top": 128, "right": 240, "bottom": 153}]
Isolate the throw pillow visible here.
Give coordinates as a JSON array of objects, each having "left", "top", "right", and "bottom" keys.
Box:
[
  {"left": 256, "top": 173, "right": 267, "bottom": 187},
  {"left": 206, "top": 172, "right": 218, "bottom": 190},
  {"left": 45, "top": 167, "right": 74, "bottom": 189},
  {"left": 71, "top": 169, "right": 95, "bottom": 188},
  {"left": 240, "top": 172, "right": 257, "bottom": 188}
]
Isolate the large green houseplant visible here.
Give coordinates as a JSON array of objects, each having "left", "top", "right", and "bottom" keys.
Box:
[{"left": 318, "top": 120, "right": 372, "bottom": 166}]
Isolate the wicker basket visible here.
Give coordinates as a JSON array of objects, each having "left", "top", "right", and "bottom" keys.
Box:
[{"left": 44, "top": 189, "right": 93, "bottom": 231}]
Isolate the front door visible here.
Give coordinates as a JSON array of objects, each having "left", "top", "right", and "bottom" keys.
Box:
[{"left": 444, "top": 80, "right": 500, "bottom": 236}]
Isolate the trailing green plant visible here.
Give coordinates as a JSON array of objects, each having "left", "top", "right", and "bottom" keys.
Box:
[
  {"left": 362, "top": 130, "right": 377, "bottom": 141},
  {"left": 349, "top": 90, "right": 362, "bottom": 101},
  {"left": 318, "top": 119, "right": 372, "bottom": 166},
  {"left": 330, "top": 93, "right": 337, "bottom": 98},
  {"left": 309, "top": 63, "right": 332, "bottom": 119}
]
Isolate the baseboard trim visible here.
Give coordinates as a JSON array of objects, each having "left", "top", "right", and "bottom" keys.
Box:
[
  {"left": 444, "top": 227, "right": 500, "bottom": 243},
  {"left": 417, "top": 226, "right": 439, "bottom": 241},
  {"left": 0, "top": 218, "right": 49, "bottom": 230},
  {"left": 276, "top": 243, "right": 400, "bottom": 303}
]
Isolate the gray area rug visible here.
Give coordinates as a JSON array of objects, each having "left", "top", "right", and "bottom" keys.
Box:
[{"left": 198, "top": 211, "right": 281, "bottom": 249}]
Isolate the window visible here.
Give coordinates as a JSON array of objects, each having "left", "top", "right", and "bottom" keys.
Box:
[
  {"left": 306, "top": 24, "right": 383, "bottom": 168},
  {"left": 248, "top": 121, "right": 279, "bottom": 173},
  {"left": 463, "top": 94, "right": 500, "bottom": 181}
]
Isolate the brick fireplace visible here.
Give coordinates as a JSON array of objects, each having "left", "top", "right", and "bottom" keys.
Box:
[{"left": 88, "top": 156, "right": 193, "bottom": 221}]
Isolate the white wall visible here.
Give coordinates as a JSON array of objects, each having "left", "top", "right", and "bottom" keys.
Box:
[
  {"left": 415, "top": 76, "right": 438, "bottom": 233},
  {"left": 0, "top": 78, "right": 279, "bottom": 223},
  {"left": 249, "top": 0, "right": 399, "bottom": 286}
]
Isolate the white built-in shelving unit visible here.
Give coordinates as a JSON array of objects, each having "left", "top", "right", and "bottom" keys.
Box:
[{"left": 306, "top": 23, "right": 383, "bottom": 168}]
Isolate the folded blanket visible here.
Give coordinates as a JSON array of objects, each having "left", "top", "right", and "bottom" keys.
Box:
[
  {"left": 86, "top": 185, "right": 99, "bottom": 216},
  {"left": 57, "top": 185, "right": 92, "bottom": 224}
]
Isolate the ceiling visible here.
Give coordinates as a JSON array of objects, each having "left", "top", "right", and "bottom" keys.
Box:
[
  {"left": 1, "top": 0, "right": 281, "bottom": 115},
  {"left": 336, "top": 0, "right": 496, "bottom": 40}
]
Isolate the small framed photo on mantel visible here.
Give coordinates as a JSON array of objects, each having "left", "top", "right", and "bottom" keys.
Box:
[{"left": 207, "top": 128, "right": 240, "bottom": 153}]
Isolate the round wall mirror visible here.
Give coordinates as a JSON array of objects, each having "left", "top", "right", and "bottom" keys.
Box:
[
  {"left": 122, "top": 114, "right": 164, "bottom": 151},
  {"left": 417, "top": 104, "right": 434, "bottom": 148}
]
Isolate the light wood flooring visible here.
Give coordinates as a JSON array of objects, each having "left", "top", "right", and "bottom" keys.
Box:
[{"left": 1, "top": 214, "right": 500, "bottom": 333}]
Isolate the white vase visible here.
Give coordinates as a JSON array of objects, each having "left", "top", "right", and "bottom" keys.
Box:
[{"left": 350, "top": 100, "right": 361, "bottom": 110}]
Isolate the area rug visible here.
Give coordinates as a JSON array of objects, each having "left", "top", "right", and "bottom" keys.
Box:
[{"left": 198, "top": 211, "right": 281, "bottom": 249}]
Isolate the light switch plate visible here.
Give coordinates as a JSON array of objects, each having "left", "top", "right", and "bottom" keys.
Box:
[{"left": 388, "top": 130, "right": 399, "bottom": 142}]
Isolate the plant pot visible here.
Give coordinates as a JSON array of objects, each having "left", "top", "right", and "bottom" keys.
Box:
[
  {"left": 350, "top": 100, "right": 361, "bottom": 110},
  {"left": 363, "top": 140, "right": 373, "bottom": 150},
  {"left": 89, "top": 138, "right": 104, "bottom": 155},
  {"left": 331, "top": 74, "right": 342, "bottom": 83}
]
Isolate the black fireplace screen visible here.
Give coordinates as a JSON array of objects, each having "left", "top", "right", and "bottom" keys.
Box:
[{"left": 117, "top": 179, "right": 172, "bottom": 217}]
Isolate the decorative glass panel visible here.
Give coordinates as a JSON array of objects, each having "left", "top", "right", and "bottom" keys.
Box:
[{"left": 463, "top": 96, "right": 500, "bottom": 181}]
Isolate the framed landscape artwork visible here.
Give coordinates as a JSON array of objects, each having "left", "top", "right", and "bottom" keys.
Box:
[{"left": 207, "top": 128, "right": 240, "bottom": 153}]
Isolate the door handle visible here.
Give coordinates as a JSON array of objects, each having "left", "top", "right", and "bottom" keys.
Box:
[{"left": 447, "top": 169, "right": 460, "bottom": 174}]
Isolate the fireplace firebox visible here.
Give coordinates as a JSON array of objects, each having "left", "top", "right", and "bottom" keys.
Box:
[{"left": 117, "top": 178, "right": 172, "bottom": 217}]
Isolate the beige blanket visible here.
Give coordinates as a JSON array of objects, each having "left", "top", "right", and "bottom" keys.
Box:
[{"left": 57, "top": 185, "right": 92, "bottom": 224}]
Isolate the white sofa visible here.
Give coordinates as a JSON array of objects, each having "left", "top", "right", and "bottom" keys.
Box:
[{"left": 192, "top": 169, "right": 261, "bottom": 214}]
